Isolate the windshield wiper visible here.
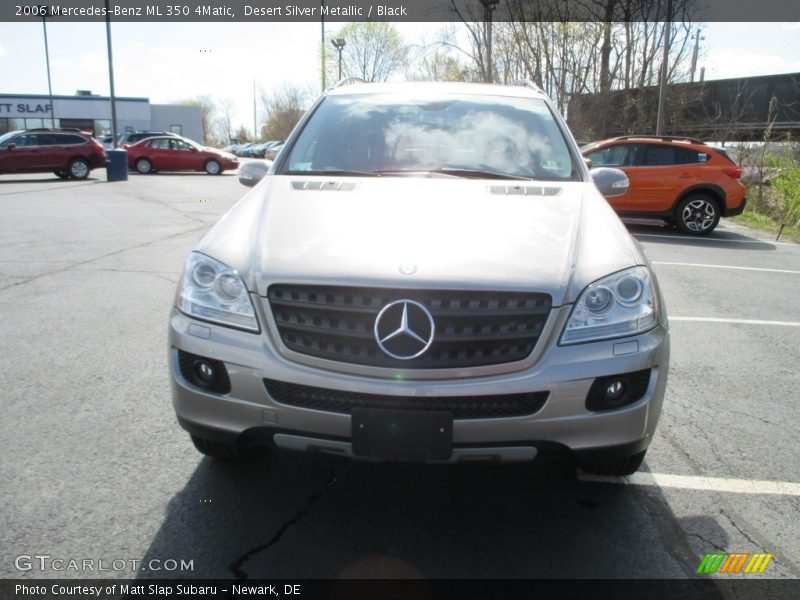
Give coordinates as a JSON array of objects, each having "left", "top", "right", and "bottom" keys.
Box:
[
  {"left": 284, "top": 169, "right": 379, "bottom": 177},
  {"left": 373, "top": 167, "right": 534, "bottom": 180}
]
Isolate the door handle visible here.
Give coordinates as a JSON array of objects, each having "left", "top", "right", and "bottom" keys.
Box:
[{"left": 679, "top": 174, "right": 692, "bottom": 178}]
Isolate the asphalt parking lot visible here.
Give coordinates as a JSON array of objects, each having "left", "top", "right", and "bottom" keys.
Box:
[{"left": 1, "top": 167, "right": 798, "bottom": 587}]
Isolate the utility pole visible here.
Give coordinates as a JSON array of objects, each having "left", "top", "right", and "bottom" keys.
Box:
[
  {"left": 42, "top": 14, "right": 56, "bottom": 128},
  {"left": 655, "top": 0, "right": 673, "bottom": 135},
  {"left": 320, "top": 1, "right": 326, "bottom": 91},
  {"left": 690, "top": 29, "right": 704, "bottom": 83},
  {"left": 480, "top": 0, "right": 499, "bottom": 84},
  {"left": 104, "top": 0, "right": 118, "bottom": 145},
  {"left": 253, "top": 78, "right": 257, "bottom": 141}
]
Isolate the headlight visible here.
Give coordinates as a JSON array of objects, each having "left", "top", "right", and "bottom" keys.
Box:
[
  {"left": 177, "top": 253, "right": 259, "bottom": 332},
  {"left": 560, "top": 266, "right": 657, "bottom": 345}
]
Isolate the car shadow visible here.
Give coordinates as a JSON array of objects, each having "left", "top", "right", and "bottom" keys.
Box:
[
  {"left": 0, "top": 175, "right": 103, "bottom": 185},
  {"left": 127, "top": 172, "right": 238, "bottom": 177},
  {"left": 134, "top": 449, "right": 728, "bottom": 586},
  {"left": 625, "top": 221, "right": 779, "bottom": 252}
]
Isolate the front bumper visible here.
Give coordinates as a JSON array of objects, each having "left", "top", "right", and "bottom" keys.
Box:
[{"left": 169, "top": 306, "right": 669, "bottom": 463}]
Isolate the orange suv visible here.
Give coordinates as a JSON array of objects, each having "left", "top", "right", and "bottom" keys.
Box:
[{"left": 581, "top": 136, "right": 746, "bottom": 235}]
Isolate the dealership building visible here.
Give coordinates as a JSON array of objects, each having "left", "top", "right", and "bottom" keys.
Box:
[{"left": 0, "top": 91, "right": 203, "bottom": 142}]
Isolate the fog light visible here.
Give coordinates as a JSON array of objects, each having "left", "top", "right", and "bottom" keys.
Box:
[
  {"left": 605, "top": 380, "right": 626, "bottom": 401},
  {"left": 177, "top": 350, "right": 231, "bottom": 394},
  {"left": 195, "top": 361, "right": 215, "bottom": 383},
  {"left": 586, "top": 369, "right": 652, "bottom": 412}
]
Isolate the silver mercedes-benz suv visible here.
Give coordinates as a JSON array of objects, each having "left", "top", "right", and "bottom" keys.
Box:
[{"left": 169, "top": 81, "right": 669, "bottom": 475}]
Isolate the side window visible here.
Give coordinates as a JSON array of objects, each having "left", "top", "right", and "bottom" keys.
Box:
[
  {"left": 59, "top": 134, "right": 87, "bottom": 145},
  {"left": 642, "top": 145, "right": 677, "bottom": 166},
  {"left": 586, "top": 144, "right": 638, "bottom": 167},
  {"left": 36, "top": 134, "right": 57, "bottom": 145},
  {"left": 674, "top": 148, "right": 700, "bottom": 164},
  {"left": 15, "top": 134, "right": 37, "bottom": 147},
  {"left": 170, "top": 139, "right": 191, "bottom": 151}
]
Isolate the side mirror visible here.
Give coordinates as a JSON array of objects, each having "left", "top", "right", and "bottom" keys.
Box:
[
  {"left": 189, "top": 146, "right": 197, "bottom": 152},
  {"left": 590, "top": 167, "right": 629, "bottom": 198},
  {"left": 238, "top": 159, "right": 271, "bottom": 187},
  {"left": 7, "top": 143, "right": 16, "bottom": 150}
]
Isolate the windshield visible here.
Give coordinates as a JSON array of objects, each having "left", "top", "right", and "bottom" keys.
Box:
[
  {"left": 283, "top": 93, "right": 576, "bottom": 180},
  {"left": 0, "top": 131, "right": 21, "bottom": 146}
]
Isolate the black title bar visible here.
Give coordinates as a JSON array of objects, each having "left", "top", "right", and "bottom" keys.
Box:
[{"left": 2, "top": 0, "right": 798, "bottom": 22}]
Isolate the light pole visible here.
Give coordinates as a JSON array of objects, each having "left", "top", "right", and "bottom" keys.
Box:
[
  {"left": 690, "top": 29, "right": 704, "bottom": 83},
  {"left": 331, "top": 38, "right": 346, "bottom": 81},
  {"left": 655, "top": 0, "right": 673, "bottom": 135},
  {"left": 320, "top": 1, "right": 326, "bottom": 91},
  {"left": 104, "top": 0, "right": 119, "bottom": 145},
  {"left": 41, "top": 13, "right": 56, "bottom": 128},
  {"left": 479, "top": 0, "right": 500, "bottom": 84}
]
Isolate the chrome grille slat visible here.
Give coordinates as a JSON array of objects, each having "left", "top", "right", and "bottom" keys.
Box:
[{"left": 267, "top": 285, "right": 551, "bottom": 369}]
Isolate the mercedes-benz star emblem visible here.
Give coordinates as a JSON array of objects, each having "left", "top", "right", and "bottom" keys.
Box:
[{"left": 373, "top": 299, "right": 435, "bottom": 360}]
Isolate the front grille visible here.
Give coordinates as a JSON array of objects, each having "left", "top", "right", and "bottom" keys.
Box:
[
  {"left": 267, "top": 285, "right": 552, "bottom": 369},
  {"left": 264, "top": 379, "right": 549, "bottom": 420}
]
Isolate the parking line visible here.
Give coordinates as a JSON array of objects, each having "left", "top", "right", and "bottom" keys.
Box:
[
  {"left": 579, "top": 472, "right": 800, "bottom": 496},
  {"left": 653, "top": 261, "right": 800, "bottom": 275},
  {"left": 634, "top": 233, "right": 797, "bottom": 246},
  {"left": 670, "top": 317, "right": 800, "bottom": 327}
]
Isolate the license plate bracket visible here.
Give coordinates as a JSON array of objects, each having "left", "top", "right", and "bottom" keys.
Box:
[{"left": 351, "top": 408, "right": 453, "bottom": 461}]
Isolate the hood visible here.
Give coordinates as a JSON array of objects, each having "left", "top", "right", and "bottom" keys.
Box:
[{"left": 196, "top": 176, "right": 641, "bottom": 306}]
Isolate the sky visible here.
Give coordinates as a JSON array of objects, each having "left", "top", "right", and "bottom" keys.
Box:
[{"left": 0, "top": 20, "right": 798, "bottom": 135}]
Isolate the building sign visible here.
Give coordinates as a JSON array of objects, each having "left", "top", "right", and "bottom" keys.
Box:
[{"left": 0, "top": 100, "right": 53, "bottom": 117}]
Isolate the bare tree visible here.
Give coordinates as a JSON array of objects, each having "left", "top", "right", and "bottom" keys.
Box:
[
  {"left": 259, "top": 83, "right": 310, "bottom": 141},
  {"left": 177, "top": 95, "right": 217, "bottom": 145},
  {"left": 215, "top": 97, "right": 236, "bottom": 145},
  {"left": 327, "top": 22, "right": 407, "bottom": 83}
]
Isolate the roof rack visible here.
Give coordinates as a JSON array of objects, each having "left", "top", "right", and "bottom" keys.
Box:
[
  {"left": 331, "top": 77, "right": 368, "bottom": 89},
  {"left": 511, "top": 79, "right": 544, "bottom": 93},
  {"left": 24, "top": 127, "right": 87, "bottom": 133},
  {"left": 612, "top": 134, "right": 707, "bottom": 145}
]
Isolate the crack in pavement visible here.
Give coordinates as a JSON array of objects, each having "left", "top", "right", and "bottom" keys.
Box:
[
  {"left": 228, "top": 461, "right": 339, "bottom": 581},
  {"left": 717, "top": 507, "right": 800, "bottom": 577},
  {"left": 688, "top": 532, "right": 726, "bottom": 553},
  {"left": 0, "top": 225, "right": 205, "bottom": 293}
]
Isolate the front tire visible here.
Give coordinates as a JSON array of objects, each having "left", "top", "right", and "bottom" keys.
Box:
[
  {"left": 190, "top": 435, "right": 252, "bottom": 460},
  {"left": 676, "top": 195, "right": 720, "bottom": 235},
  {"left": 204, "top": 159, "right": 222, "bottom": 175},
  {"left": 577, "top": 449, "right": 647, "bottom": 476},
  {"left": 135, "top": 158, "right": 153, "bottom": 174},
  {"left": 67, "top": 158, "right": 90, "bottom": 180}
]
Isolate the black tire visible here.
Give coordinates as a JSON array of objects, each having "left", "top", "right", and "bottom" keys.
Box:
[
  {"left": 67, "top": 158, "right": 90, "bottom": 180},
  {"left": 190, "top": 435, "right": 252, "bottom": 460},
  {"left": 204, "top": 159, "right": 222, "bottom": 175},
  {"left": 53, "top": 170, "right": 70, "bottom": 180},
  {"left": 577, "top": 449, "right": 647, "bottom": 476},
  {"left": 675, "top": 194, "right": 720, "bottom": 235},
  {"left": 135, "top": 157, "right": 153, "bottom": 174}
]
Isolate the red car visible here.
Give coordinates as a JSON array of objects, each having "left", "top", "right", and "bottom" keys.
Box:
[
  {"left": 0, "top": 128, "right": 106, "bottom": 179},
  {"left": 127, "top": 136, "right": 238, "bottom": 175}
]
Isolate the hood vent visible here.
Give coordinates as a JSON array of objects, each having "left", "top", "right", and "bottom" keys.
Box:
[
  {"left": 291, "top": 180, "right": 358, "bottom": 192},
  {"left": 488, "top": 184, "right": 562, "bottom": 196}
]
